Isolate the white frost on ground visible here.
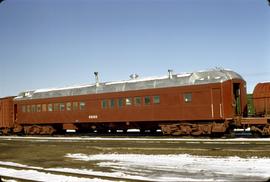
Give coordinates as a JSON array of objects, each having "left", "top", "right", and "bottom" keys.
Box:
[{"left": 66, "top": 153, "right": 270, "bottom": 181}]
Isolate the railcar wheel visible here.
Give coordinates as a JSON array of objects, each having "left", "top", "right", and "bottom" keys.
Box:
[
  {"left": 0, "top": 128, "right": 10, "bottom": 135},
  {"left": 251, "top": 131, "right": 262, "bottom": 138}
]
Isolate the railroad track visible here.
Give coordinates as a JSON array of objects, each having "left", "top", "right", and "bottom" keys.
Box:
[{"left": 0, "top": 163, "right": 141, "bottom": 182}]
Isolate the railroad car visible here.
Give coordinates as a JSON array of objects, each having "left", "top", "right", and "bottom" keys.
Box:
[
  {"left": 240, "top": 82, "right": 270, "bottom": 136},
  {"left": 10, "top": 69, "right": 247, "bottom": 135},
  {"left": 0, "top": 97, "right": 15, "bottom": 134},
  {"left": 0, "top": 68, "right": 269, "bottom": 137},
  {"left": 253, "top": 82, "right": 270, "bottom": 117}
]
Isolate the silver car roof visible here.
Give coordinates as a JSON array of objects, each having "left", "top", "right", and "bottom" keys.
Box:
[{"left": 14, "top": 69, "right": 243, "bottom": 100}]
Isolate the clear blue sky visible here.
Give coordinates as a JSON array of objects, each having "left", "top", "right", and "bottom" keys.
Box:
[{"left": 0, "top": 0, "right": 269, "bottom": 97}]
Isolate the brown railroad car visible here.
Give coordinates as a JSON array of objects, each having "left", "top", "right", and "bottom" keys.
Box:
[
  {"left": 13, "top": 69, "right": 247, "bottom": 135},
  {"left": 237, "top": 82, "right": 270, "bottom": 136},
  {"left": 253, "top": 82, "right": 270, "bottom": 117},
  {"left": 0, "top": 97, "right": 14, "bottom": 134}
]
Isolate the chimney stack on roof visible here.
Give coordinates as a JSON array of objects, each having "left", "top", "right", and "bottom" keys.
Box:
[
  {"left": 94, "top": 72, "right": 99, "bottom": 87},
  {"left": 168, "top": 69, "right": 173, "bottom": 79}
]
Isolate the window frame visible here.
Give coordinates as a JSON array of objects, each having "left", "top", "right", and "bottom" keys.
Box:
[
  {"left": 59, "top": 103, "right": 65, "bottom": 111},
  {"left": 66, "top": 102, "right": 72, "bottom": 111},
  {"left": 22, "top": 105, "right": 26, "bottom": 113},
  {"left": 48, "top": 104, "right": 53, "bottom": 112},
  {"left": 80, "top": 102, "right": 86, "bottom": 110},
  {"left": 134, "top": 97, "right": 141, "bottom": 106},
  {"left": 37, "top": 104, "right": 41, "bottom": 112},
  {"left": 101, "top": 100, "right": 107, "bottom": 109},
  {"left": 31, "top": 105, "right": 36, "bottom": 112},
  {"left": 54, "top": 103, "right": 59, "bottom": 112},
  {"left": 118, "top": 98, "right": 124, "bottom": 108},
  {"left": 73, "top": 102, "right": 78, "bottom": 111},
  {"left": 144, "top": 96, "right": 151, "bottom": 105},
  {"left": 153, "top": 96, "right": 160, "bottom": 104},
  {"left": 109, "top": 99, "right": 115, "bottom": 108},
  {"left": 27, "top": 105, "right": 31, "bottom": 112},
  {"left": 183, "top": 93, "right": 192, "bottom": 103},
  {"left": 42, "top": 104, "right": 47, "bottom": 112},
  {"left": 125, "top": 98, "right": 132, "bottom": 106}
]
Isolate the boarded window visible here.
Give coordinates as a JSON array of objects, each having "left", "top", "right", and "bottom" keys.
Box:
[
  {"left": 22, "top": 106, "right": 26, "bottom": 113},
  {"left": 153, "top": 96, "right": 160, "bottom": 104},
  {"left": 60, "top": 103, "right": 65, "bottom": 111},
  {"left": 80, "top": 102, "right": 86, "bottom": 110},
  {"left": 109, "top": 99, "right": 115, "bottom": 108},
  {"left": 54, "top": 103, "right": 59, "bottom": 111},
  {"left": 66, "top": 102, "right": 71, "bottom": 111},
  {"left": 101, "top": 100, "right": 107, "bottom": 109},
  {"left": 184, "top": 93, "right": 192, "bottom": 103},
  {"left": 73, "top": 102, "right": 78, "bottom": 111},
  {"left": 48, "top": 104, "right": 53, "bottom": 112},
  {"left": 125, "top": 98, "right": 132, "bottom": 106},
  {"left": 144, "top": 96, "right": 151, "bottom": 105},
  {"left": 134, "top": 97, "right": 141, "bottom": 106},
  {"left": 37, "top": 104, "right": 41, "bottom": 112},
  {"left": 42, "top": 104, "right": 47, "bottom": 112}
]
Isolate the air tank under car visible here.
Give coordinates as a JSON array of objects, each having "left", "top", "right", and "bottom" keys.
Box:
[{"left": 253, "top": 82, "right": 270, "bottom": 117}]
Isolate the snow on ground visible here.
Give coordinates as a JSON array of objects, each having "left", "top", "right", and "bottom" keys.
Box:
[
  {"left": 0, "top": 161, "right": 42, "bottom": 170},
  {"left": 65, "top": 153, "right": 270, "bottom": 181},
  {"left": 1, "top": 154, "right": 270, "bottom": 181},
  {"left": 0, "top": 167, "right": 108, "bottom": 182},
  {"left": 0, "top": 162, "right": 109, "bottom": 182},
  {"left": 1, "top": 136, "right": 270, "bottom": 142},
  {"left": 48, "top": 167, "right": 211, "bottom": 182}
]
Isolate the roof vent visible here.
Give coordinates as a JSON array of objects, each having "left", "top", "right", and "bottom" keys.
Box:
[
  {"left": 130, "top": 74, "right": 139, "bottom": 80},
  {"left": 24, "top": 92, "right": 30, "bottom": 97},
  {"left": 168, "top": 69, "right": 173, "bottom": 79},
  {"left": 94, "top": 72, "right": 99, "bottom": 87}
]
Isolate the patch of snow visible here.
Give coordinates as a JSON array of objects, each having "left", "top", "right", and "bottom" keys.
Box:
[
  {"left": 0, "top": 160, "right": 205, "bottom": 182},
  {"left": 0, "top": 161, "right": 42, "bottom": 170},
  {"left": 66, "top": 153, "right": 270, "bottom": 181},
  {"left": 1, "top": 152, "right": 269, "bottom": 181},
  {"left": 48, "top": 167, "right": 210, "bottom": 182},
  {"left": 0, "top": 167, "right": 107, "bottom": 182}
]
